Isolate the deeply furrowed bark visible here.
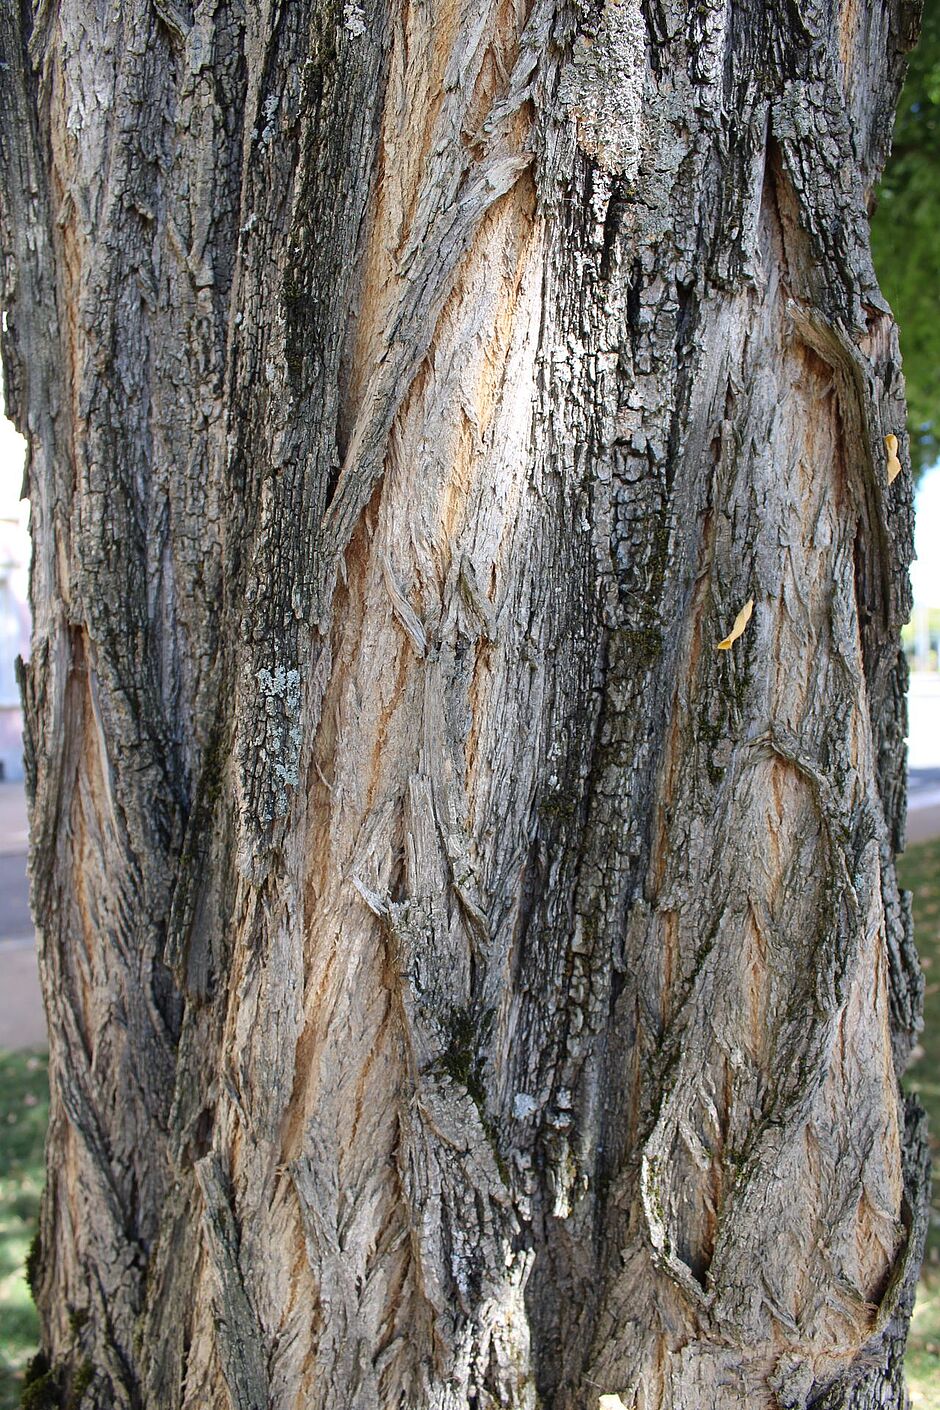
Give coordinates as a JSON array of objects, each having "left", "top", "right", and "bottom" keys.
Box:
[{"left": 0, "top": 0, "right": 929, "bottom": 1405}]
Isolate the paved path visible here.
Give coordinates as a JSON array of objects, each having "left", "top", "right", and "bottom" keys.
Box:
[
  {"left": 908, "top": 767, "right": 940, "bottom": 845},
  {"left": 0, "top": 781, "right": 43, "bottom": 1049},
  {"left": 0, "top": 941, "right": 46, "bottom": 1049},
  {"left": 4, "top": 680, "right": 940, "bottom": 1050}
]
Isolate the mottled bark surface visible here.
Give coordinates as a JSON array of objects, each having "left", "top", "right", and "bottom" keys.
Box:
[{"left": 0, "top": 0, "right": 929, "bottom": 1405}]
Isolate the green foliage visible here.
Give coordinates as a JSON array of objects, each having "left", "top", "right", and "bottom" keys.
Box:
[{"left": 871, "top": 0, "right": 940, "bottom": 474}]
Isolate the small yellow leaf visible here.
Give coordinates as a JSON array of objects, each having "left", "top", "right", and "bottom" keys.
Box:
[
  {"left": 885, "top": 433, "right": 902, "bottom": 485},
  {"left": 598, "top": 1397, "right": 628, "bottom": 1410},
  {"left": 716, "top": 597, "right": 754, "bottom": 651}
]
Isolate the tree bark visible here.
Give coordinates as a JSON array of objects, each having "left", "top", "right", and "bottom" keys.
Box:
[{"left": 0, "top": 0, "right": 929, "bottom": 1405}]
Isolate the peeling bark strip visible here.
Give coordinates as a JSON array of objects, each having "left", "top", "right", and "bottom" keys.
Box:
[{"left": 0, "top": 0, "right": 926, "bottom": 1404}]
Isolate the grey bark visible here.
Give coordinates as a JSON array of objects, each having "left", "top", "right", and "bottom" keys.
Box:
[{"left": 0, "top": 0, "right": 929, "bottom": 1406}]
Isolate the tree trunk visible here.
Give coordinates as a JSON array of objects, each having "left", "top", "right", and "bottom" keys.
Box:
[{"left": 0, "top": 0, "right": 929, "bottom": 1405}]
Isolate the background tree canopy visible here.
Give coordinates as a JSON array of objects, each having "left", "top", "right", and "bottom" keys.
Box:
[{"left": 872, "top": 0, "right": 940, "bottom": 474}]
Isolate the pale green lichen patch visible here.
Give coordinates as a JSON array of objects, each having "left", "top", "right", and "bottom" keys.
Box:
[
  {"left": 560, "top": 0, "right": 646, "bottom": 177},
  {"left": 255, "top": 664, "right": 302, "bottom": 804}
]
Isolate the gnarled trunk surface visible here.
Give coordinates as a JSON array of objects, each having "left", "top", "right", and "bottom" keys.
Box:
[{"left": 0, "top": 0, "right": 929, "bottom": 1405}]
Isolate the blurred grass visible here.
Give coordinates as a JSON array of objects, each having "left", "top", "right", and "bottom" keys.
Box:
[{"left": 0, "top": 1050, "right": 47, "bottom": 1410}]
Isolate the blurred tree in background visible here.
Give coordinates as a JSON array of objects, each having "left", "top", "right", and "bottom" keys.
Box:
[{"left": 873, "top": 0, "right": 940, "bottom": 474}]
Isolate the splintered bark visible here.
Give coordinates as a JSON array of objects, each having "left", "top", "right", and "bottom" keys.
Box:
[{"left": 0, "top": 0, "right": 928, "bottom": 1404}]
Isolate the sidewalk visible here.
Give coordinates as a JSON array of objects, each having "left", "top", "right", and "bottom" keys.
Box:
[
  {"left": 0, "top": 782, "right": 44, "bottom": 1050},
  {"left": 908, "top": 767, "right": 940, "bottom": 845}
]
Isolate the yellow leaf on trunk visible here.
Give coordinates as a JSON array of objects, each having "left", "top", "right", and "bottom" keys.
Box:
[
  {"left": 885, "top": 433, "right": 902, "bottom": 484},
  {"left": 716, "top": 597, "right": 754, "bottom": 651}
]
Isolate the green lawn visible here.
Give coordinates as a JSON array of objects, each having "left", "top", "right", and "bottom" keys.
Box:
[
  {"left": 0, "top": 1050, "right": 47, "bottom": 1409},
  {"left": 1, "top": 843, "right": 940, "bottom": 1406}
]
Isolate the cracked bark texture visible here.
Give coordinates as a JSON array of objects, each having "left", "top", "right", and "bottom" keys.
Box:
[{"left": 0, "top": 0, "right": 929, "bottom": 1405}]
